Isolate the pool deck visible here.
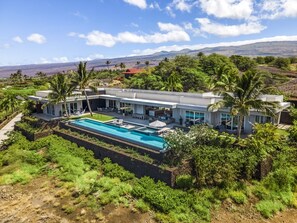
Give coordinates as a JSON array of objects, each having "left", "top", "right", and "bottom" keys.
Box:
[{"left": 96, "top": 111, "right": 178, "bottom": 129}]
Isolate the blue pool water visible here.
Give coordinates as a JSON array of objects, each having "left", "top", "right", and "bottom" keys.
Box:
[{"left": 70, "top": 119, "right": 166, "bottom": 151}]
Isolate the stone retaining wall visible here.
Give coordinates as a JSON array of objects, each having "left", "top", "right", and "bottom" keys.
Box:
[
  {"left": 54, "top": 129, "right": 178, "bottom": 187},
  {"left": 60, "top": 122, "right": 165, "bottom": 161}
]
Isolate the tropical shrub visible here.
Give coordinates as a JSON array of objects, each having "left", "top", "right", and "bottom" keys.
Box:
[
  {"left": 175, "top": 174, "right": 194, "bottom": 190},
  {"left": 192, "top": 146, "right": 244, "bottom": 187}
]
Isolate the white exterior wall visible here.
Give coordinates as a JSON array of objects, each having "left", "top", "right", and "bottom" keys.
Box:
[
  {"left": 134, "top": 104, "right": 145, "bottom": 114},
  {"left": 172, "top": 108, "right": 181, "bottom": 123}
]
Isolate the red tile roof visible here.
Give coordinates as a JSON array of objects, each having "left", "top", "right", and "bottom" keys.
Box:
[{"left": 122, "top": 68, "right": 144, "bottom": 74}]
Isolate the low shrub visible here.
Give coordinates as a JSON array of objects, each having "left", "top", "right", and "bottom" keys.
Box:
[
  {"left": 135, "top": 199, "right": 150, "bottom": 213},
  {"left": 102, "top": 158, "right": 135, "bottom": 181},
  {"left": 175, "top": 174, "right": 194, "bottom": 190},
  {"left": 256, "top": 200, "right": 285, "bottom": 218},
  {"left": 229, "top": 191, "right": 247, "bottom": 204}
]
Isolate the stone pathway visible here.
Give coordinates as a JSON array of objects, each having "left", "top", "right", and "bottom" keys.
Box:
[{"left": 0, "top": 113, "right": 22, "bottom": 145}]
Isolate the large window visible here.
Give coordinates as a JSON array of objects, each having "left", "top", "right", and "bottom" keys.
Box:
[
  {"left": 46, "top": 105, "right": 55, "bottom": 116},
  {"left": 220, "top": 113, "right": 243, "bottom": 130},
  {"left": 109, "top": 100, "right": 116, "bottom": 108},
  {"left": 255, "top": 115, "right": 272, "bottom": 124},
  {"left": 185, "top": 111, "right": 205, "bottom": 124}
]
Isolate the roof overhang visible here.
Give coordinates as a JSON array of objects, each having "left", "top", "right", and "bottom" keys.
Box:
[
  {"left": 177, "top": 104, "right": 208, "bottom": 111},
  {"left": 120, "top": 98, "right": 177, "bottom": 109}
]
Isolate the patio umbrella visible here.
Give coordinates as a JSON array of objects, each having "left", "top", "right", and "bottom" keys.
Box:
[{"left": 149, "top": 120, "right": 166, "bottom": 128}]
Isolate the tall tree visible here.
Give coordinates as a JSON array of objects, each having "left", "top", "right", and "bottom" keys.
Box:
[
  {"left": 106, "top": 60, "right": 111, "bottom": 70},
  {"left": 72, "top": 61, "right": 96, "bottom": 116},
  {"left": 0, "top": 92, "right": 21, "bottom": 113},
  {"left": 145, "top": 61, "right": 150, "bottom": 67},
  {"left": 119, "top": 62, "right": 126, "bottom": 70},
  {"left": 48, "top": 73, "right": 75, "bottom": 117},
  {"left": 162, "top": 71, "right": 183, "bottom": 92},
  {"left": 208, "top": 71, "right": 279, "bottom": 137}
]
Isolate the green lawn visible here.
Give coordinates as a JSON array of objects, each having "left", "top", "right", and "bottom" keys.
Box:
[{"left": 78, "top": 113, "right": 115, "bottom": 122}]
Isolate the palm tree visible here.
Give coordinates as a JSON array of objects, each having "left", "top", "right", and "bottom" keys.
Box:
[
  {"left": 106, "top": 60, "right": 111, "bottom": 70},
  {"left": 136, "top": 61, "right": 141, "bottom": 67},
  {"left": 162, "top": 71, "right": 183, "bottom": 92},
  {"left": 145, "top": 61, "right": 150, "bottom": 67},
  {"left": 119, "top": 62, "right": 126, "bottom": 70},
  {"left": 72, "top": 61, "right": 96, "bottom": 116},
  {"left": 212, "top": 65, "right": 239, "bottom": 92},
  {"left": 208, "top": 71, "right": 279, "bottom": 137},
  {"left": 0, "top": 92, "right": 20, "bottom": 114},
  {"left": 48, "top": 73, "right": 75, "bottom": 117}
]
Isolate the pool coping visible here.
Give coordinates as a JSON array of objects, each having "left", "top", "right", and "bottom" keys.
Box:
[
  {"left": 69, "top": 118, "right": 167, "bottom": 151},
  {"left": 60, "top": 121, "right": 167, "bottom": 161}
]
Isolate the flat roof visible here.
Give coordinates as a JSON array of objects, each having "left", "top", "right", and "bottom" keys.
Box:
[{"left": 120, "top": 98, "right": 177, "bottom": 108}]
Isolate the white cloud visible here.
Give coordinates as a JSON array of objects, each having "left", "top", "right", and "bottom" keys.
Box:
[
  {"left": 53, "top": 57, "right": 69, "bottom": 63},
  {"left": 183, "top": 22, "right": 202, "bottom": 36},
  {"left": 261, "top": 0, "right": 297, "bottom": 19},
  {"left": 197, "top": 18, "right": 266, "bottom": 37},
  {"left": 131, "top": 35, "right": 297, "bottom": 56},
  {"left": 149, "top": 2, "right": 161, "bottom": 10},
  {"left": 78, "top": 31, "right": 116, "bottom": 47},
  {"left": 165, "top": 6, "right": 176, "bottom": 17},
  {"left": 199, "top": 0, "right": 254, "bottom": 20},
  {"left": 13, "top": 36, "right": 23, "bottom": 43},
  {"left": 74, "top": 53, "right": 104, "bottom": 61},
  {"left": 172, "top": 0, "right": 193, "bottom": 12},
  {"left": 74, "top": 23, "right": 190, "bottom": 46},
  {"left": 158, "top": 22, "right": 183, "bottom": 32},
  {"left": 27, "top": 33, "right": 46, "bottom": 44},
  {"left": 123, "top": 0, "right": 147, "bottom": 9}
]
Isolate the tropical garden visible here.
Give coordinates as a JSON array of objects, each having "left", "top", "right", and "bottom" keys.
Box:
[{"left": 1, "top": 53, "right": 297, "bottom": 222}]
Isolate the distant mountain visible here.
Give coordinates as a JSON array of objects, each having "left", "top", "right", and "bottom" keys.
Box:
[{"left": 1, "top": 41, "right": 297, "bottom": 78}]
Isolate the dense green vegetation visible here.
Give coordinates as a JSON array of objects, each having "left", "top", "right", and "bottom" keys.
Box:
[
  {"left": 1, "top": 121, "right": 297, "bottom": 222},
  {"left": 163, "top": 122, "right": 297, "bottom": 219},
  {"left": 1, "top": 54, "right": 297, "bottom": 222},
  {"left": 125, "top": 54, "right": 295, "bottom": 96}
]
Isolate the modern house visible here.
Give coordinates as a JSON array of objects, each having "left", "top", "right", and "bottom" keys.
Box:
[{"left": 28, "top": 88, "right": 290, "bottom": 133}]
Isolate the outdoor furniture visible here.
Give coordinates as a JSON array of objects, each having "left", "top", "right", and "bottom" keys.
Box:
[{"left": 149, "top": 120, "right": 166, "bottom": 128}]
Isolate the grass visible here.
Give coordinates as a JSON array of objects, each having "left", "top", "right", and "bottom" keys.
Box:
[
  {"left": 256, "top": 200, "right": 285, "bottom": 218},
  {"left": 72, "top": 113, "right": 115, "bottom": 122}
]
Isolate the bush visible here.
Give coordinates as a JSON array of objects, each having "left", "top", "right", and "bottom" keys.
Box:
[
  {"left": 102, "top": 158, "right": 135, "bottom": 181},
  {"left": 192, "top": 146, "right": 244, "bottom": 187},
  {"left": 256, "top": 200, "right": 285, "bottom": 218},
  {"left": 175, "top": 174, "right": 194, "bottom": 190},
  {"left": 229, "top": 191, "right": 247, "bottom": 204},
  {"left": 135, "top": 199, "right": 150, "bottom": 213},
  {"left": 97, "top": 176, "right": 132, "bottom": 205},
  {"left": 75, "top": 170, "right": 99, "bottom": 194}
]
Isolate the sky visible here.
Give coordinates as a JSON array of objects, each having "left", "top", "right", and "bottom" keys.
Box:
[{"left": 1, "top": 0, "right": 297, "bottom": 66}]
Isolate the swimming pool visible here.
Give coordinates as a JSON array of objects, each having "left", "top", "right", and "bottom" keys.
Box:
[{"left": 70, "top": 119, "right": 167, "bottom": 151}]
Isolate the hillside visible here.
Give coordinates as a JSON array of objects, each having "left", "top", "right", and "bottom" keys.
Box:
[{"left": 1, "top": 41, "right": 297, "bottom": 78}]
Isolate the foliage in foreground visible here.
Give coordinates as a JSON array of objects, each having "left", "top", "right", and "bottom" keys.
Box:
[{"left": 1, "top": 130, "right": 297, "bottom": 222}]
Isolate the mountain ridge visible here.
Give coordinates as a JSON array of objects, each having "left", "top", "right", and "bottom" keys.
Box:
[{"left": 1, "top": 41, "right": 297, "bottom": 78}]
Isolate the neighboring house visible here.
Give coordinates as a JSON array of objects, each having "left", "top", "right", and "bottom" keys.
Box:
[
  {"left": 122, "top": 68, "right": 144, "bottom": 79},
  {"left": 28, "top": 88, "right": 290, "bottom": 134}
]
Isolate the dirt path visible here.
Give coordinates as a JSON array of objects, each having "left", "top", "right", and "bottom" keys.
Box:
[
  {"left": 1, "top": 176, "right": 296, "bottom": 223},
  {"left": 0, "top": 176, "right": 155, "bottom": 223},
  {"left": 212, "top": 199, "right": 297, "bottom": 223},
  {"left": 0, "top": 113, "right": 22, "bottom": 145}
]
